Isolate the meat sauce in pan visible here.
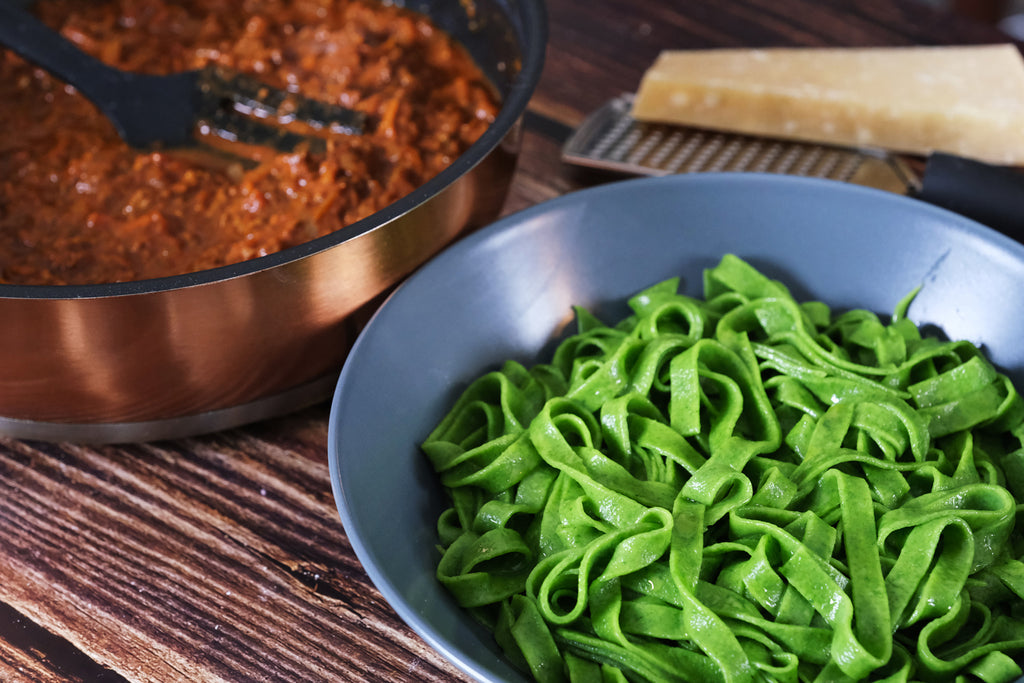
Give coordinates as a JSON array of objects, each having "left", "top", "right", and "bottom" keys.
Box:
[{"left": 0, "top": 0, "right": 500, "bottom": 285}]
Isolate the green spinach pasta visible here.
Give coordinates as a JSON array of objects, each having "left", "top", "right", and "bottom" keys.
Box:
[{"left": 422, "top": 254, "right": 1024, "bottom": 683}]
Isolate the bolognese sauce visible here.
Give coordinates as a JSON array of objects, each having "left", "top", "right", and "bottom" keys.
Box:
[{"left": 0, "top": 0, "right": 501, "bottom": 285}]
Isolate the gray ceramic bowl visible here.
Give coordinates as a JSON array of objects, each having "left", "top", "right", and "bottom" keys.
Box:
[{"left": 328, "top": 173, "right": 1024, "bottom": 682}]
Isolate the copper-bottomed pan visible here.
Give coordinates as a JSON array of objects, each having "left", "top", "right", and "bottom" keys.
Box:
[{"left": 0, "top": 0, "right": 547, "bottom": 443}]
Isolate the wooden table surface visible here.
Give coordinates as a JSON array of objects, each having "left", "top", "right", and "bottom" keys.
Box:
[{"left": 0, "top": 1, "right": 1016, "bottom": 681}]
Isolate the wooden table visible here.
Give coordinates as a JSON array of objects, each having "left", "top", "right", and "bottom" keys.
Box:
[{"left": 0, "top": 1, "right": 1016, "bottom": 681}]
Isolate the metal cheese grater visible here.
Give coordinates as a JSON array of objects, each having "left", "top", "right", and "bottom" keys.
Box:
[{"left": 561, "top": 94, "right": 922, "bottom": 194}]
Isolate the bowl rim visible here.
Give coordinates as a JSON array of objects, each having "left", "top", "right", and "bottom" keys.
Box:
[
  {"left": 0, "top": 0, "right": 548, "bottom": 300},
  {"left": 327, "top": 171, "right": 1024, "bottom": 682}
]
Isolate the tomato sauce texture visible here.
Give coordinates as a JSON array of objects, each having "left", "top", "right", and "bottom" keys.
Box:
[{"left": 0, "top": 0, "right": 500, "bottom": 285}]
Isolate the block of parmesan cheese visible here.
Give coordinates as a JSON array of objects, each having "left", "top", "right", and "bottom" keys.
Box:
[{"left": 631, "top": 45, "right": 1024, "bottom": 165}]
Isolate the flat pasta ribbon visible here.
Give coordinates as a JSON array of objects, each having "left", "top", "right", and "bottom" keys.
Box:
[{"left": 425, "top": 254, "right": 1024, "bottom": 683}]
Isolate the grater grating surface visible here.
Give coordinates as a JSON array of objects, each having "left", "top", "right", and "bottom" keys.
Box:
[{"left": 562, "top": 94, "right": 921, "bottom": 194}]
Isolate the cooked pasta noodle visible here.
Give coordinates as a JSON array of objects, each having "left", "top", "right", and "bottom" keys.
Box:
[{"left": 423, "top": 254, "right": 1024, "bottom": 683}]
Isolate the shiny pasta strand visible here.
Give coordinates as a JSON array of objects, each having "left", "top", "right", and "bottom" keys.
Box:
[{"left": 424, "top": 254, "right": 1024, "bottom": 683}]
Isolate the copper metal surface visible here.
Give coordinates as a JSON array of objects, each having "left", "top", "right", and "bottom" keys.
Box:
[{"left": 0, "top": 0, "right": 545, "bottom": 441}]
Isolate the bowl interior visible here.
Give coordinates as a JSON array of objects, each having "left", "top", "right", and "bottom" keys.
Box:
[{"left": 328, "top": 173, "right": 1024, "bottom": 682}]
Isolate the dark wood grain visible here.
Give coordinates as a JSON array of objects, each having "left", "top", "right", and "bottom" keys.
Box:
[
  {"left": 0, "top": 1, "right": 1015, "bottom": 681},
  {"left": 0, "top": 408, "right": 464, "bottom": 682}
]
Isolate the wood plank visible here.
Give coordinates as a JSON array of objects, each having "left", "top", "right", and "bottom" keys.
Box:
[
  {"left": 0, "top": 408, "right": 469, "bottom": 682},
  {"left": 0, "top": 600, "right": 127, "bottom": 683}
]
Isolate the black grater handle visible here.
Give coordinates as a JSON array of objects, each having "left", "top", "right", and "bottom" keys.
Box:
[{"left": 915, "top": 153, "right": 1024, "bottom": 243}]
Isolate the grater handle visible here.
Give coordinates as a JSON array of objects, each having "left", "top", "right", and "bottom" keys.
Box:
[{"left": 915, "top": 153, "right": 1024, "bottom": 242}]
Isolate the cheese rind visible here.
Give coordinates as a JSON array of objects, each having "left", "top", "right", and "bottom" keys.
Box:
[{"left": 631, "top": 45, "right": 1024, "bottom": 165}]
